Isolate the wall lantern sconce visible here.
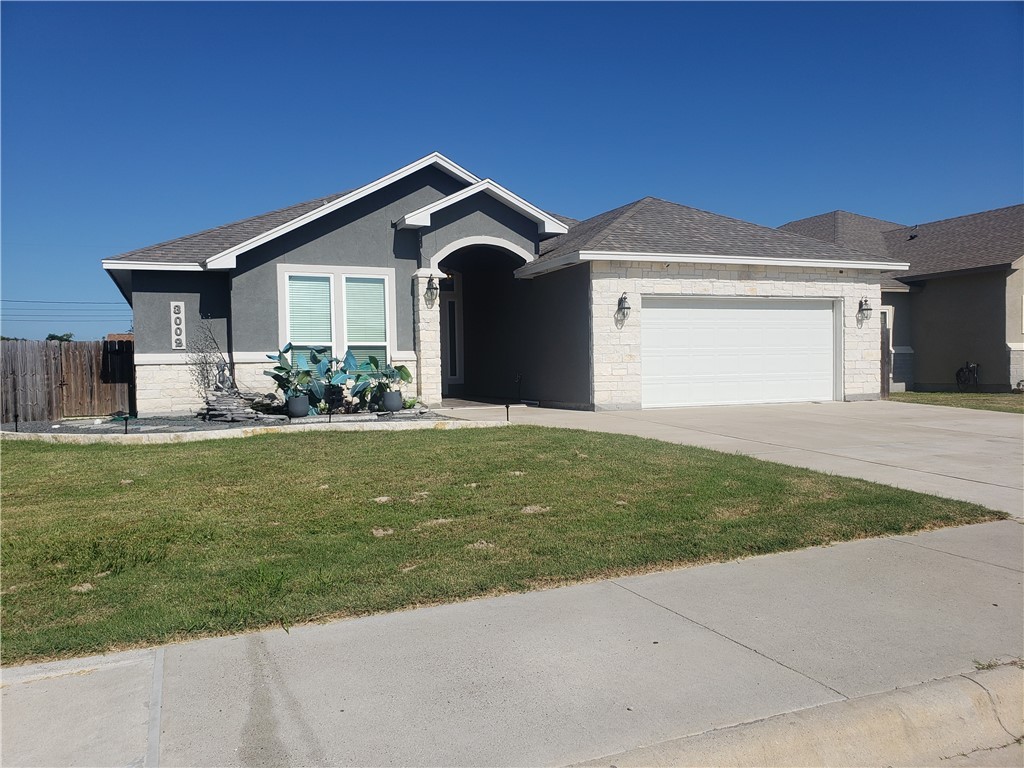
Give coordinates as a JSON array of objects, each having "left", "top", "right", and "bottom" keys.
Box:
[
  {"left": 857, "top": 297, "right": 872, "bottom": 320},
  {"left": 424, "top": 276, "right": 439, "bottom": 307},
  {"left": 614, "top": 292, "right": 631, "bottom": 328}
]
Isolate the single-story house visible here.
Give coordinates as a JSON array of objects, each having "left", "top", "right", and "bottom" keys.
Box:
[
  {"left": 103, "top": 153, "right": 907, "bottom": 416},
  {"left": 780, "top": 206, "right": 1024, "bottom": 392}
]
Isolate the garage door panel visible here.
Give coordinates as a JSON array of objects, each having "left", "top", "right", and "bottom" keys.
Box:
[{"left": 641, "top": 298, "right": 835, "bottom": 408}]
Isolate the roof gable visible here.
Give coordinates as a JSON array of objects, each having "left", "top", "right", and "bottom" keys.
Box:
[
  {"left": 103, "top": 153, "right": 480, "bottom": 271},
  {"left": 397, "top": 179, "right": 568, "bottom": 236}
]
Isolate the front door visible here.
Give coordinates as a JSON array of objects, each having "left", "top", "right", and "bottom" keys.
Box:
[{"left": 439, "top": 274, "right": 464, "bottom": 396}]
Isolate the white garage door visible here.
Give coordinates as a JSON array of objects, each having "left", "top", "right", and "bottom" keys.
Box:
[{"left": 641, "top": 297, "right": 836, "bottom": 407}]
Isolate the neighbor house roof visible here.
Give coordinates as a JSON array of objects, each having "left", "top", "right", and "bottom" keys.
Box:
[
  {"left": 518, "top": 197, "right": 907, "bottom": 277},
  {"left": 780, "top": 204, "right": 1024, "bottom": 286},
  {"left": 881, "top": 205, "right": 1024, "bottom": 280}
]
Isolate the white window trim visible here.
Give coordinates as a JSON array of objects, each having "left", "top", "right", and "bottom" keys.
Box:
[
  {"left": 277, "top": 264, "right": 397, "bottom": 361},
  {"left": 284, "top": 272, "right": 336, "bottom": 356}
]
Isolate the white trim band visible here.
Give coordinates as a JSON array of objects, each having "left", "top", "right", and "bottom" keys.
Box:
[
  {"left": 103, "top": 261, "right": 204, "bottom": 271},
  {"left": 397, "top": 179, "right": 567, "bottom": 235},
  {"left": 579, "top": 251, "right": 910, "bottom": 271}
]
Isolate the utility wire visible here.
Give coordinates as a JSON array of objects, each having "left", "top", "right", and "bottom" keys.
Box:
[{"left": 0, "top": 300, "right": 126, "bottom": 305}]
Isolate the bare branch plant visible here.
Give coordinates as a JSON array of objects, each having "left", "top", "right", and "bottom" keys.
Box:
[{"left": 185, "top": 318, "right": 227, "bottom": 400}]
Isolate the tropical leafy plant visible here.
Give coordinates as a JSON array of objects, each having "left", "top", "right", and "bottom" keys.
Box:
[
  {"left": 350, "top": 355, "right": 413, "bottom": 409},
  {"left": 264, "top": 343, "right": 313, "bottom": 399}
]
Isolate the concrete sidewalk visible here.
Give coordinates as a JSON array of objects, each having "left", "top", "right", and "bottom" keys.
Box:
[
  {"left": 3, "top": 520, "right": 1022, "bottom": 767},
  {"left": 442, "top": 401, "right": 1024, "bottom": 517}
]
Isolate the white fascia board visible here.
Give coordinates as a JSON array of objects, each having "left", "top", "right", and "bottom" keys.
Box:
[
  {"left": 397, "top": 179, "right": 568, "bottom": 235},
  {"left": 578, "top": 251, "right": 911, "bottom": 271},
  {"left": 203, "top": 152, "right": 481, "bottom": 270},
  {"left": 514, "top": 252, "right": 581, "bottom": 279},
  {"left": 881, "top": 283, "right": 911, "bottom": 293},
  {"left": 102, "top": 260, "right": 204, "bottom": 271}
]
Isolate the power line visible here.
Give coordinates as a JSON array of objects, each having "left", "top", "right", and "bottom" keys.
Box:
[
  {"left": 0, "top": 301, "right": 126, "bottom": 307},
  {"left": 2, "top": 320, "right": 131, "bottom": 323}
]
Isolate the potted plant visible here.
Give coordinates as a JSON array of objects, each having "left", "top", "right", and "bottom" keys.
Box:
[
  {"left": 350, "top": 355, "right": 413, "bottom": 412},
  {"left": 264, "top": 343, "right": 316, "bottom": 416},
  {"left": 307, "top": 348, "right": 358, "bottom": 413}
]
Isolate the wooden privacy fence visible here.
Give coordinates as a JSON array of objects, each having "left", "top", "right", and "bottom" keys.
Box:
[{"left": 1, "top": 340, "right": 135, "bottom": 423}]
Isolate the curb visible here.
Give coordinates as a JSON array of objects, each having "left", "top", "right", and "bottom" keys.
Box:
[
  {"left": 0, "top": 418, "right": 510, "bottom": 445},
  {"left": 572, "top": 665, "right": 1024, "bottom": 768}
]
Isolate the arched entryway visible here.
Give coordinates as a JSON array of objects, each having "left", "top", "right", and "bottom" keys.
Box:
[{"left": 435, "top": 242, "right": 532, "bottom": 401}]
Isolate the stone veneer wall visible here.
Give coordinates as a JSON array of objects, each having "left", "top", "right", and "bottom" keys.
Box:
[
  {"left": 412, "top": 274, "right": 442, "bottom": 406},
  {"left": 136, "top": 354, "right": 422, "bottom": 418},
  {"left": 135, "top": 363, "right": 204, "bottom": 416},
  {"left": 589, "top": 261, "right": 883, "bottom": 410}
]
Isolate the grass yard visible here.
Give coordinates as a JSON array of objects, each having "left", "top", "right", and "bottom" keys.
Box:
[
  {"left": 1, "top": 426, "right": 1002, "bottom": 664},
  {"left": 889, "top": 391, "right": 1024, "bottom": 415}
]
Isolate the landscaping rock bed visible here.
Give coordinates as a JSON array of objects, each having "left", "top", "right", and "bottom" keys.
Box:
[{"left": 0, "top": 409, "right": 451, "bottom": 435}]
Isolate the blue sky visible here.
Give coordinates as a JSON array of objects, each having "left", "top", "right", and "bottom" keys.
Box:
[{"left": 2, "top": 1, "right": 1021, "bottom": 339}]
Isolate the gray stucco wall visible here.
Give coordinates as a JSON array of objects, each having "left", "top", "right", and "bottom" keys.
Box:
[
  {"left": 131, "top": 271, "right": 230, "bottom": 354},
  {"left": 420, "top": 194, "right": 539, "bottom": 264},
  {"left": 908, "top": 270, "right": 1010, "bottom": 391},
  {"left": 229, "top": 166, "right": 468, "bottom": 353},
  {"left": 456, "top": 259, "right": 591, "bottom": 408}
]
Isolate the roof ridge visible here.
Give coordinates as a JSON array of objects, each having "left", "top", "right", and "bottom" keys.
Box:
[{"left": 586, "top": 197, "right": 654, "bottom": 251}]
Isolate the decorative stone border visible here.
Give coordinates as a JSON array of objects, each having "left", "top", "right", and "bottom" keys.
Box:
[{"left": 0, "top": 418, "right": 509, "bottom": 445}]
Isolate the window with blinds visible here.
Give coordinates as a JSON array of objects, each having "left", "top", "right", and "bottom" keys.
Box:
[
  {"left": 345, "top": 276, "right": 387, "bottom": 365},
  {"left": 287, "top": 275, "right": 333, "bottom": 367}
]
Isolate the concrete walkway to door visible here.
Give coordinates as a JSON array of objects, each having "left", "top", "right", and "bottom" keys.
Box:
[{"left": 441, "top": 401, "right": 1024, "bottom": 517}]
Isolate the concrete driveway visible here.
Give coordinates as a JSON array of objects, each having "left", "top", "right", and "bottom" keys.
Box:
[{"left": 447, "top": 401, "right": 1023, "bottom": 516}]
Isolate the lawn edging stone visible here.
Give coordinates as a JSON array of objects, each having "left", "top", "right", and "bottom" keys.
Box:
[{"left": 0, "top": 418, "right": 510, "bottom": 445}]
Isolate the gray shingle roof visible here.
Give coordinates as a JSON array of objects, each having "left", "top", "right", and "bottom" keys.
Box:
[
  {"left": 780, "top": 205, "right": 1024, "bottom": 283},
  {"left": 881, "top": 205, "right": 1023, "bottom": 280},
  {"left": 779, "top": 211, "right": 905, "bottom": 258},
  {"left": 106, "top": 191, "right": 352, "bottom": 265},
  {"left": 538, "top": 197, "right": 903, "bottom": 265}
]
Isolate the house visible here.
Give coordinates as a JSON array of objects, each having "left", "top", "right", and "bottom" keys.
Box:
[
  {"left": 780, "top": 206, "right": 1024, "bottom": 392},
  {"left": 102, "top": 153, "right": 906, "bottom": 416}
]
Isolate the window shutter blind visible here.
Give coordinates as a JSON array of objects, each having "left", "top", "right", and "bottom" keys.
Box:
[
  {"left": 345, "top": 277, "right": 387, "bottom": 343},
  {"left": 288, "top": 276, "right": 332, "bottom": 344}
]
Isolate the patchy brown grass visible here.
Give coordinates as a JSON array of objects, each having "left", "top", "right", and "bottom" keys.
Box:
[{"left": 1, "top": 426, "right": 1002, "bottom": 664}]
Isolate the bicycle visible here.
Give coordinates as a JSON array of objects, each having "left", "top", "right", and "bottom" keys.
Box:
[{"left": 955, "top": 361, "right": 980, "bottom": 392}]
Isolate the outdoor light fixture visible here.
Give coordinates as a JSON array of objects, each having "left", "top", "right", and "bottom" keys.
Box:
[
  {"left": 857, "top": 297, "right": 872, "bottom": 320},
  {"left": 614, "top": 292, "right": 631, "bottom": 326},
  {"left": 424, "top": 276, "right": 439, "bottom": 306}
]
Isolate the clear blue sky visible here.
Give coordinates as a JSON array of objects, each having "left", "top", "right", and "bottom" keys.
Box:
[{"left": 2, "top": 1, "right": 1021, "bottom": 339}]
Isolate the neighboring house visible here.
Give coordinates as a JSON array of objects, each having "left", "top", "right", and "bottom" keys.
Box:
[
  {"left": 103, "top": 153, "right": 905, "bottom": 416},
  {"left": 780, "top": 206, "right": 1024, "bottom": 392}
]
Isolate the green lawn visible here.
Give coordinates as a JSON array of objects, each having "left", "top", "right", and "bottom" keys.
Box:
[
  {"left": 0, "top": 427, "right": 1002, "bottom": 664},
  {"left": 890, "top": 391, "right": 1024, "bottom": 414}
]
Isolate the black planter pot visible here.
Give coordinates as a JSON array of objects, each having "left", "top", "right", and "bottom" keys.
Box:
[
  {"left": 287, "top": 394, "right": 310, "bottom": 417},
  {"left": 382, "top": 391, "right": 403, "bottom": 412}
]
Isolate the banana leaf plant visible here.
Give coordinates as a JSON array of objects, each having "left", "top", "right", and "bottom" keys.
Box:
[{"left": 350, "top": 355, "right": 413, "bottom": 409}]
